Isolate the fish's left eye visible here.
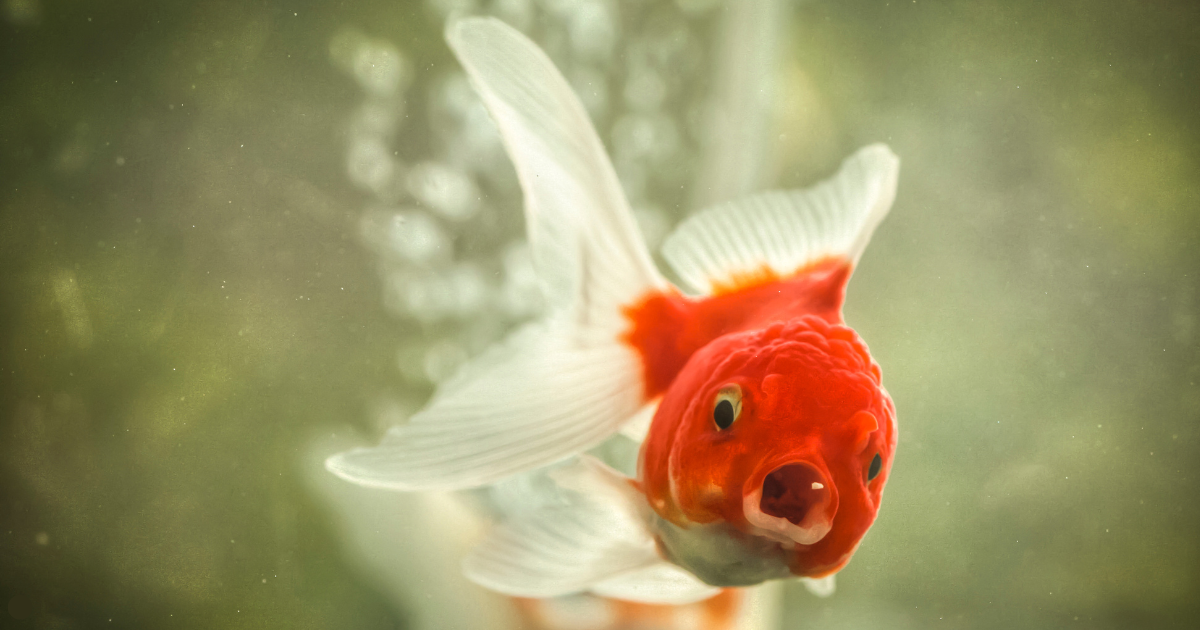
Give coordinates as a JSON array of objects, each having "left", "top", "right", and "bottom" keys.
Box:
[
  {"left": 867, "top": 453, "right": 882, "bottom": 481},
  {"left": 713, "top": 385, "right": 742, "bottom": 431}
]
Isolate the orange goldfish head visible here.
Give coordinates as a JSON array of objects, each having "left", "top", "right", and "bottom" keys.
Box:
[{"left": 639, "top": 315, "right": 896, "bottom": 585}]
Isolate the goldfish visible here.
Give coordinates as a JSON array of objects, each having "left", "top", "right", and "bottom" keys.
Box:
[{"left": 327, "top": 17, "right": 899, "bottom": 605}]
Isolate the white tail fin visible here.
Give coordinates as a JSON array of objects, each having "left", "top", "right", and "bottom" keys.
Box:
[
  {"left": 326, "top": 18, "right": 664, "bottom": 490},
  {"left": 662, "top": 144, "right": 899, "bottom": 295}
]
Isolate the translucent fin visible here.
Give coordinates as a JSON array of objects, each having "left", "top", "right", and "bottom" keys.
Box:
[
  {"left": 801, "top": 574, "right": 836, "bottom": 598},
  {"left": 462, "top": 456, "right": 660, "bottom": 598},
  {"left": 662, "top": 144, "right": 899, "bottom": 295},
  {"left": 447, "top": 17, "right": 665, "bottom": 319},
  {"left": 326, "top": 321, "right": 645, "bottom": 490},
  {"left": 328, "top": 19, "right": 666, "bottom": 490},
  {"left": 616, "top": 400, "right": 659, "bottom": 444},
  {"left": 462, "top": 503, "right": 657, "bottom": 598},
  {"left": 590, "top": 563, "right": 722, "bottom": 605}
]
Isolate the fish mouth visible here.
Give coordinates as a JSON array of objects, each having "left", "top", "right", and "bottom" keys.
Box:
[{"left": 743, "top": 461, "right": 838, "bottom": 547}]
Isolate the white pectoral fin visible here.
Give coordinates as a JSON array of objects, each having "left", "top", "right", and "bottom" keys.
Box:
[
  {"left": 462, "top": 456, "right": 661, "bottom": 598},
  {"left": 662, "top": 144, "right": 900, "bottom": 295},
  {"left": 801, "top": 574, "right": 836, "bottom": 598},
  {"left": 591, "top": 563, "right": 722, "bottom": 605},
  {"left": 325, "top": 322, "right": 645, "bottom": 491}
]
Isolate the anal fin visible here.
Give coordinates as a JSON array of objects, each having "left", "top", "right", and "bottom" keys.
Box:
[
  {"left": 463, "top": 455, "right": 663, "bottom": 599},
  {"left": 591, "top": 562, "right": 722, "bottom": 605}
]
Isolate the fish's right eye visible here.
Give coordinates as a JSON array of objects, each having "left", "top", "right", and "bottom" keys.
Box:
[
  {"left": 867, "top": 453, "right": 882, "bottom": 481},
  {"left": 713, "top": 385, "right": 742, "bottom": 430}
]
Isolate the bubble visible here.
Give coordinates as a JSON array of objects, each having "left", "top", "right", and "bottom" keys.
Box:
[
  {"left": 407, "top": 162, "right": 481, "bottom": 221},
  {"left": 454, "top": 105, "right": 506, "bottom": 172},
  {"left": 423, "top": 339, "right": 469, "bottom": 383},
  {"left": 623, "top": 65, "right": 666, "bottom": 111},
  {"left": 346, "top": 137, "right": 398, "bottom": 195},
  {"left": 428, "top": 73, "right": 504, "bottom": 174},
  {"left": 360, "top": 208, "right": 450, "bottom": 265},
  {"left": 379, "top": 261, "right": 494, "bottom": 323},
  {"left": 383, "top": 268, "right": 452, "bottom": 323},
  {"left": 430, "top": 72, "right": 478, "bottom": 122},
  {"left": 330, "top": 28, "right": 412, "bottom": 98},
  {"left": 611, "top": 113, "right": 680, "bottom": 164},
  {"left": 352, "top": 41, "right": 411, "bottom": 98},
  {"left": 329, "top": 27, "right": 369, "bottom": 71},
  {"left": 644, "top": 25, "right": 700, "bottom": 75},
  {"left": 569, "top": 1, "right": 617, "bottom": 61},
  {"left": 445, "top": 262, "right": 490, "bottom": 318}
]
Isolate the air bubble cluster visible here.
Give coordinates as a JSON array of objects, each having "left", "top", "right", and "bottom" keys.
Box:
[{"left": 332, "top": 2, "right": 718, "bottom": 389}]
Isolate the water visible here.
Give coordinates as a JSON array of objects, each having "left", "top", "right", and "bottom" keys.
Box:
[{"left": 1, "top": 0, "right": 1197, "bottom": 628}]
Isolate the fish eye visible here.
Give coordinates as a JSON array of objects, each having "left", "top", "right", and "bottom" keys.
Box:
[
  {"left": 867, "top": 453, "right": 882, "bottom": 481},
  {"left": 712, "top": 385, "right": 742, "bottom": 431}
]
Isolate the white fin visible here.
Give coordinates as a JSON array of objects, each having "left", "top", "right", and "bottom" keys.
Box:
[
  {"left": 662, "top": 144, "right": 899, "bottom": 295},
  {"left": 462, "top": 456, "right": 661, "bottom": 598},
  {"left": 327, "top": 18, "right": 665, "bottom": 490},
  {"left": 326, "top": 321, "right": 645, "bottom": 490},
  {"left": 801, "top": 574, "right": 836, "bottom": 598},
  {"left": 449, "top": 17, "right": 665, "bottom": 317},
  {"left": 591, "top": 563, "right": 722, "bottom": 605},
  {"left": 617, "top": 400, "right": 659, "bottom": 444}
]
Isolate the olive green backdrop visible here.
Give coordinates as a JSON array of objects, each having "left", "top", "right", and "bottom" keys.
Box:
[{"left": 1, "top": 1, "right": 1196, "bottom": 628}]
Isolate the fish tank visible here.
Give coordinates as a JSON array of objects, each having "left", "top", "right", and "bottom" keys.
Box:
[{"left": 0, "top": 0, "right": 1196, "bottom": 629}]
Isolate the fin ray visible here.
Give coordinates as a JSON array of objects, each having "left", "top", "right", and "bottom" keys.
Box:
[
  {"left": 662, "top": 144, "right": 899, "bottom": 295},
  {"left": 447, "top": 17, "right": 665, "bottom": 318},
  {"left": 462, "top": 456, "right": 660, "bottom": 598},
  {"left": 326, "top": 321, "right": 645, "bottom": 490},
  {"left": 329, "top": 18, "right": 666, "bottom": 490},
  {"left": 590, "top": 563, "right": 722, "bottom": 605}
]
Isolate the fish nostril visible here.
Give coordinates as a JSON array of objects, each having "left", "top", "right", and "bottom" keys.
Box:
[{"left": 760, "top": 464, "right": 829, "bottom": 526}]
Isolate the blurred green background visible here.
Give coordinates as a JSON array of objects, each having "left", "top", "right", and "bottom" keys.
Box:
[{"left": 1, "top": 0, "right": 1197, "bottom": 629}]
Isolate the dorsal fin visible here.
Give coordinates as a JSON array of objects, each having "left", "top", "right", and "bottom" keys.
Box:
[
  {"left": 448, "top": 17, "right": 665, "bottom": 322},
  {"left": 661, "top": 144, "right": 899, "bottom": 295}
]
